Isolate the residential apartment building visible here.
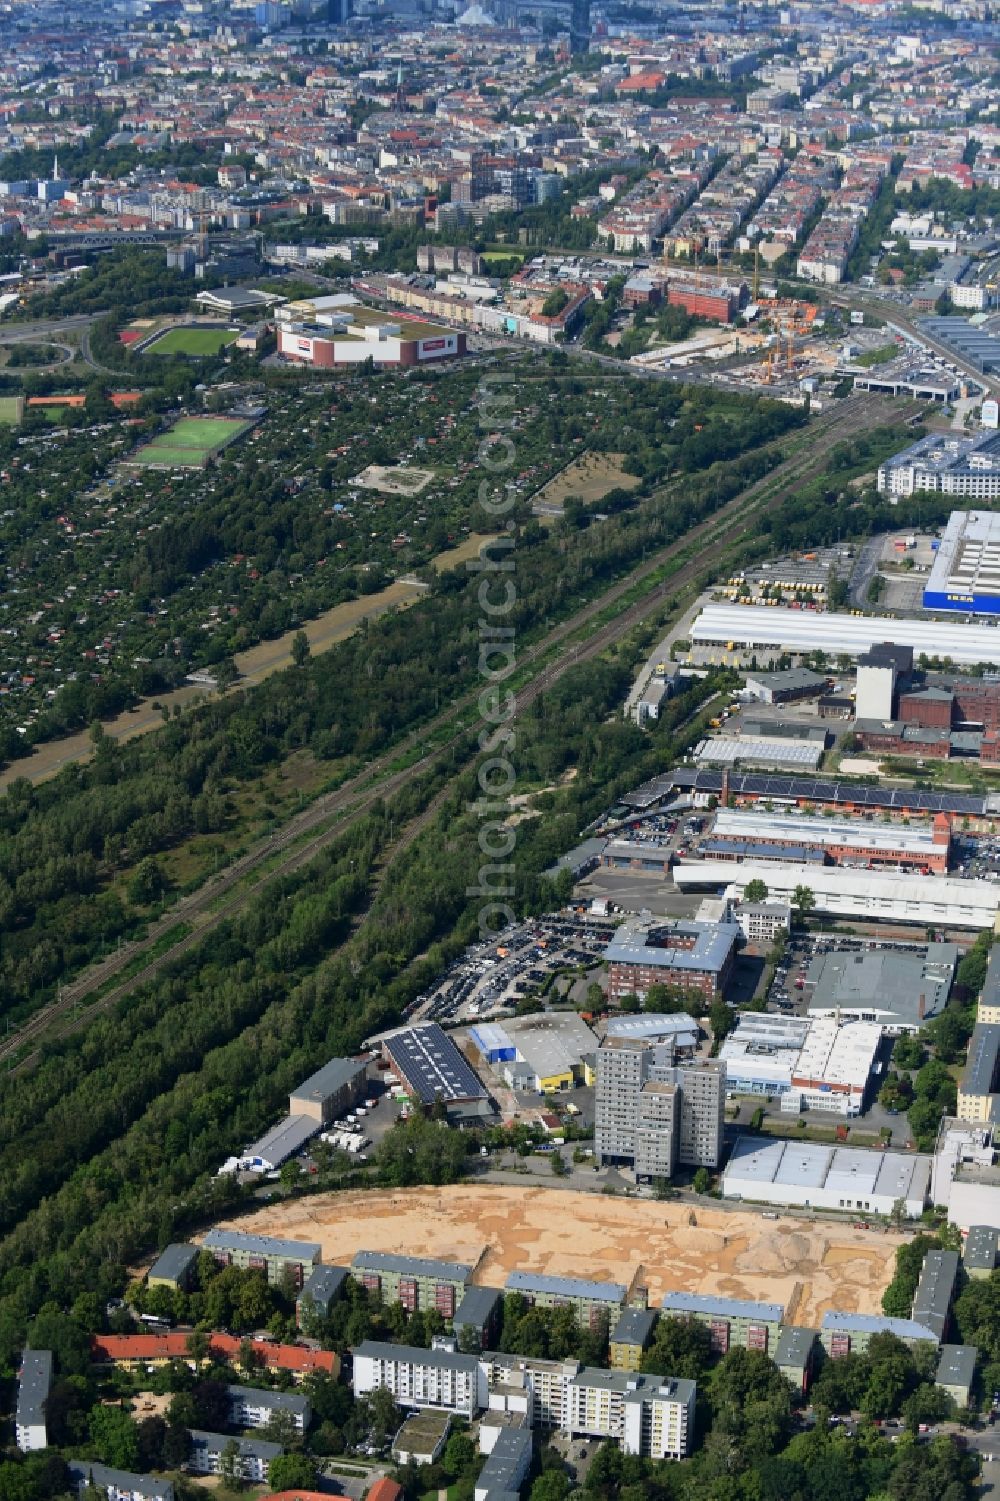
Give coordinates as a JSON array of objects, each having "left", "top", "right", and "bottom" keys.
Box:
[
  {"left": 480, "top": 1352, "right": 580, "bottom": 1428},
  {"left": 957, "top": 1024, "right": 1000, "bottom": 1122},
  {"left": 504, "top": 1271, "right": 626, "bottom": 1330},
  {"left": 565, "top": 1369, "right": 695, "bottom": 1460},
  {"left": 595, "top": 1038, "right": 725, "bottom": 1174},
  {"left": 15, "top": 1349, "right": 52, "bottom": 1452},
  {"left": 661, "top": 1292, "right": 784, "bottom": 1355},
  {"left": 68, "top": 1465, "right": 173, "bottom": 1501},
  {"left": 201, "top": 1230, "right": 321, "bottom": 1289},
  {"left": 452, "top": 1286, "right": 503, "bottom": 1352},
  {"left": 147, "top": 1244, "right": 199, "bottom": 1292},
  {"left": 188, "top": 1432, "right": 281, "bottom": 1484},
  {"left": 296, "top": 1265, "right": 348, "bottom": 1326},
  {"left": 609, "top": 1308, "right": 659, "bottom": 1372},
  {"left": 225, "top": 1385, "right": 310, "bottom": 1434},
  {"left": 350, "top": 1252, "right": 472, "bottom": 1319},
  {"left": 820, "top": 1311, "right": 939, "bottom": 1356},
  {"left": 352, "top": 1341, "right": 484, "bottom": 1418}
]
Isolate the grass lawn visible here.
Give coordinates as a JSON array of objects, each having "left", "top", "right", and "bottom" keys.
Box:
[
  {"left": 855, "top": 343, "right": 899, "bottom": 368},
  {"left": 131, "top": 415, "right": 251, "bottom": 468},
  {"left": 0, "top": 396, "right": 22, "bottom": 424},
  {"left": 146, "top": 325, "right": 240, "bottom": 357}
]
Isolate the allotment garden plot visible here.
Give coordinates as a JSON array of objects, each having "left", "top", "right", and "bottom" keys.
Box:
[{"left": 128, "top": 414, "right": 253, "bottom": 469}]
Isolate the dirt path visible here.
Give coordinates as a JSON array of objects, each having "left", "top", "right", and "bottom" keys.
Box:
[
  {"left": 210, "top": 1184, "right": 904, "bottom": 1328},
  {"left": 0, "top": 535, "right": 496, "bottom": 791}
]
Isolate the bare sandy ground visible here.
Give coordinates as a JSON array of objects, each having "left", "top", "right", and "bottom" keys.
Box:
[
  {"left": 208, "top": 1185, "right": 902, "bottom": 1328},
  {"left": 532, "top": 453, "right": 641, "bottom": 515}
]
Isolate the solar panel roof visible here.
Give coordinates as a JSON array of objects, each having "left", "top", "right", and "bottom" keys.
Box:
[{"left": 637, "top": 768, "right": 987, "bottom": 816}]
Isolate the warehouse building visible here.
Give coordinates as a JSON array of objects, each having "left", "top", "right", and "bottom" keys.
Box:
[
  {"left": 68, "top": 1464, "right": 173, "bottom": 1501},
  {"left": 690, "top": 602, "right": 1000, "bottom": 671},
  {"left": 605, "top": 1013, "right": 700, "bottom": 1052},
  {"left": 474, "top": 1012, "right": 598, "bottom": 1093},
  {"left": 640, "top": 767, "right": 994, "bottom": 823},
  {"left": 921, "top": 509, "right": 1000, "bottom": 612},
  {"left": 241, "top": 1114, "right": 319, "bottom": 1173},
  {"left": 382, "top": 1023, "right": 490, "bottom": 1120},
  {"left": 805, "top": 943, "right": 958, "bottom": 1032},
  {"left": 720, "top": 1014, "right": 881, "bottom": 1116},
  {"left": 742, "top": 667, "right": 829, "bottom": 703},
  {"left": 601, "top": 839, "right": 674, "bottom": 876},
  {"left": 565, "top": 1369, "right": 696, "bottom": 1460},
  {"left": 15, "top": 1350, "right": 51, "bottom": 1452},
  {"left": 352, "top": 1341, "right": 484, "bottom": 1417},
  {"left": 505, "top": 1271, "right": 627, "bottom": 1328},
  {"left": 722, "top": 1137, "right": 930, "bottom": 1217},
  {"left": 661, "top": 1292, "right": 784, "bottom": 1355},
  {"left": 603, "top": 916, "right": 740, "bottom": 1002},
  {"left": 202, "top": 1230, "right": 321, "bottom": 1289},
  {"left": 289, "top": 1057, "right": 370, "bottom": 1125},
  {"left": 820, "top": 1311, "right": 939, "bottom": 1356},
  {"left": 673, "top": 861, "right": 1000, "bottom": 930},
  {"left": 148, "top": 1243, "right": 199, "bottom": 1292},
  {"left": 957, "top": 1023, "right": 1000, "bottom": 1122},
  {"left": 351, "top": 1252, "right": 472, "bottom": 1318},
  {"left": 694, "top": 736, "right": 825, "bottom": 772},
  {"left": 609, "top": 1308, "right": 659, "bottom": 1371},
  {"left": 296, "top": 1265, "right": 348, "bottom": 1326},
  {"left": 708, "top": 806, "right": 951, "bottom": 874},
  {"left": 188, "top": 1433, "right": 281, "bottom": 1484},
  {"left": 920, "top": 316, "right": 1000, "bottom": 375}
]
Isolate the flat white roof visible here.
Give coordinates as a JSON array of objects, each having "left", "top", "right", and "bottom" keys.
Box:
[
  {"left": 793, "top": 1017, "right": 882, "bottom": 1091},
  {"left": 713, "top": 807, "right": 939, "bottom": 856},
  {"left": 725, "top": 1137, "right": 931, "bottom": 1201},
  {"left": 691, "top": 602, "right": 1000, "bottom": 668},
  {"left": 672, "top": 861, "right": 1000, "bottom": 928}
]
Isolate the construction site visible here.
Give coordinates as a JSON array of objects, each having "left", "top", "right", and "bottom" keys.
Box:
[{"left": 213, "top": 1184, "right": 904, "bottom": 1329}]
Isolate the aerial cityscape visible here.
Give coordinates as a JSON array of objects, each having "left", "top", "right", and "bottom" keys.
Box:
[{"left": 5, "top": 0, "right": 1000, "bottom": 1498}]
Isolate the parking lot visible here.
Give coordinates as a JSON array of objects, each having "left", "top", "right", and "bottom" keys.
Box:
[{"left": 408, "top": 910, "right": 617, "bottom": 1027}]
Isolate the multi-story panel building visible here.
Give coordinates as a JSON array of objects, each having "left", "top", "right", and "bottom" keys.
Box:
[
  {"left": 820, "top": 1311, "right": 939, "bottom": 1357},
  {"left": 67, "top": 1464, "right": 174, "bottom": 1501},
  {"left": 201, "top": 1230, "right": 321, "bottom": 1290},
  {"left": 225, "top": 1385, "right": 310, "bottom": 1434},
  {"left": 596, "top": 1038, "right": 725, "bottom": 1174},
  {"left": 147, "top": 1244, "right": 199, "bottom": 1293},
  {"left": 296, "top": 1265, "right": 348, "bottom": 1327},
  {"left": 350, "top": 1253, "right": 472, "bottom": 1319},
  {"left": 188, "top": 1432, "right": 281, "bottom": 1484},
  {"left": 609, "top": 1308, "right": 659, "bottom": 1372},
  {"left": 452, "top": 1286, "right": 503, "bottom": 1352},
  {"left": 352, "top": 1341, "right": 484, "bottom": 1418},
  {"left": 15, "top": 1350, "right": 51, "bottom": 1452},
  {"left": 479, "top": 1352, "right": 580, "bottom": 1428},
  {"left": 565, "top": 1369, "right": 695, "bottom": 1460},
  {"left": 504, "top": 1271, "right": 626, "bottom": 1331},
  {"left": 661, "top": 1293, "right": 784, "bottom": 1355},
  {"left": 957, "top": 1024, "right": 1000, "bottom": 1122}
]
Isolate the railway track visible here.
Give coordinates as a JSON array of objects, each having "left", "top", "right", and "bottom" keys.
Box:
[{"left": 0, "top": 394, "right": 909, "bottom": 1077}]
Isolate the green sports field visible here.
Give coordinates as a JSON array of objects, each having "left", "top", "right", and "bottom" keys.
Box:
[
  {"left": 0, "top": 396, "right": 22, "bottom": 425},
  {"left": 145, "top": 325, "right": 240, "bottom": 357},
  {"left": 130, "top": 415, "right": 251, "bottom": 468}
]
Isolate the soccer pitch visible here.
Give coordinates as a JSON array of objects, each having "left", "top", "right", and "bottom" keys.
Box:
[
  {"left": 145, "top": 325, "right": 240, "bottom": 357},
  {"left": 130, "top": 415, "right": 251, "bottom": 467},
  {"left": 0, "top": 396, "right": 22, "bottom": 424}
]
